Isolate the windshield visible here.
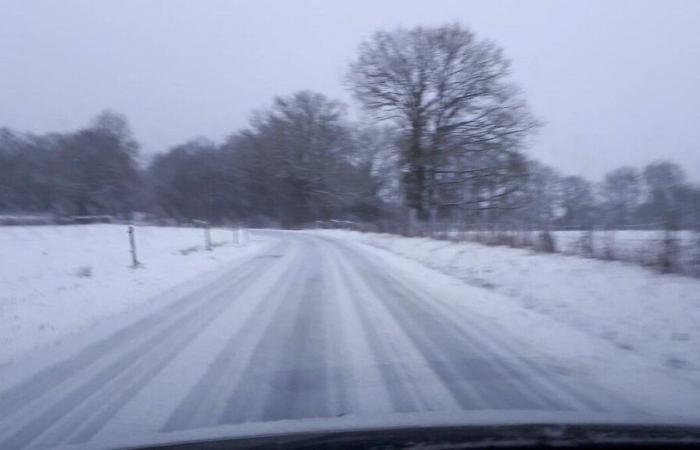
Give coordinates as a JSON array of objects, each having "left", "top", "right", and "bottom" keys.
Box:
[{"left": 1, "top": 1, "right": 700, "bottom": 449}]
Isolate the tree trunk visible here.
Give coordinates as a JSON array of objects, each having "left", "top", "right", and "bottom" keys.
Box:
[{"left": 404, "top": 119, "right": 427, "bottom": 221}]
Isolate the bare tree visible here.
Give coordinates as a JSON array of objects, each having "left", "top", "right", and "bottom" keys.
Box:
[
  {"left": 347, "top": 23, "right": 538, "bottom": 222},
  {"left": 201, "top": 91, "right": 388, "bottom": 226},
  {"left": 521, "top": 161, "right": 562, "bottom": 228},
  {"left": 640, "top": 160, "right": 690, "bottom": 226},
  {"left": 601, "top": 167, "right": 641, "bottom": 227},
  {"left": 247, "top": 91, "right": 352, "bottom": 225},
  {"left": 351, "top": 126, "right": 401, "bottom": 204},
  {"left": 559, "top": 175, "right": 595, "bottom": 228}
]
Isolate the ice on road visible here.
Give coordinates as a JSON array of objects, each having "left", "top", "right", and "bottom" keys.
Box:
[{"left": 0, "top": 231, "right": 693, "bottom": 449}]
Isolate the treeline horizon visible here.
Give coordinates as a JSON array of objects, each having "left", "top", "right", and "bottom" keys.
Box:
[
  {"left": 2, "top": 105, "right": 699, "bottom": 230},
  {"left": 1, "top": 24, "right": 699, "bottom": 230}
]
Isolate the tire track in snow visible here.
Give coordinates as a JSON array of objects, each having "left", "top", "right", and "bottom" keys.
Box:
[
  {"left": 318, "top": 239, "right": 402, "bottom": 415},
  {"left": 325, "top": 240, "right": 486, "bottom": 412},
  {"left": 329, "top": 236, "right": 625, "bottom": 413},
  {"left": 0, "top": 242, "right": 290, "bottom": 449},
  {"left": 0, "top": 231, "right": 645, "bottom": 450},
  {"left": 372, "top": 262, "right": 624, "bottom": 412},
  {"left": 94, "top": 238, "right": 307, "bottom": 438},
  {"left": 0, "top": 244, "right": 282, "bottom": 423},
  {"left": 321, "top": 237, "right": 465, "bottom": 414},
  {"left": 216, "top": 237, "right": 340, "bottom": 425},
  {"left": 163, "top": 239, "right": 316, "bottom": 429}
]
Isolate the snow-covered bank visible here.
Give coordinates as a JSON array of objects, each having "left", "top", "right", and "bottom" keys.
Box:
[
  {"left": 0, "top": 225, "right": 263, "bottom": 365},
  {"left": 310, "top": 230, "right": 700, "bottom": 376}
]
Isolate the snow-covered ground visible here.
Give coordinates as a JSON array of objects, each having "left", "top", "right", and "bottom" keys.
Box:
[
  {"left": 546, "top": 230, "right": 698, "bottom": 273},
  {"left": 439, "top": 228, "right": 700, "bottom": 275},
  {"left": 0, "top": 225, "right": 261, "bottom": 366},
  {"left": 310, "top": 229, "right": 700, "bottom": 376},
  {"left": 1, "top": 229, "right": 700, "bottom": 449}
]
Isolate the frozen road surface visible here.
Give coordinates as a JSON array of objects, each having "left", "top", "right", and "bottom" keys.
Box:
[{"left": 0, "top": 231, "right": 650, "bottom": 449}]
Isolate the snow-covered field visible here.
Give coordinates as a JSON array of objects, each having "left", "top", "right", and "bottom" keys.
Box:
[
  {"left": 310, "top": 229, "right": 700, "bottom": 377},
  {"left": 543, "top": 230, "right": 698, "bottom": 273},
  {"left": 437, "top": 228, "right": 700, "bottom": 275},
  {"left": 0, "top": 225, "right": 261, "bottom": 366}
]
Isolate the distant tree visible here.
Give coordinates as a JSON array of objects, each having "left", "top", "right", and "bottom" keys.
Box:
[
  {"left": 638, "top": 160, "right": 690, "bottom": 227},
  {"left": 52, "top": 111, "right": 142, "bottom": 217},
  {"left": 0, "top": 129, "right": 63, "bottom": 213},
  {"left": 521, "top": 162, "right": 562, "bottom": 228},
  {"left": 688, "top": 186, "right": 700, "bottom": 229},
  {"left": 347, "top": 23, "right": 538, "bottom": 222},
  {"left": 149, "top": 138, "right": 236, "bottom": 222},
  {"left": 239, "top": 91, "right": 371, "bottom": 225},
  {"left": 600, "top": 166, "right": 641, "bottom": 227},
  {"left": 0, "top": 128, "right": 30, "bottom": 211},
  {"left": 558, "top": 175, "right": 595, "bottom": 228},
  {"left": 643, "top": 161, "right": 686, "bottom": 192},
  {"left": 149, "top": 91, "right": 387, "bottom": 226},
  {"left": 349, "top": 126, "right": 402, "bottom": 215}
]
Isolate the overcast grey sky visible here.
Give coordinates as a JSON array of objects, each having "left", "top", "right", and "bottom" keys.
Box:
[{"left": 1, "top": 0, "right": 699, "bottom": 180}]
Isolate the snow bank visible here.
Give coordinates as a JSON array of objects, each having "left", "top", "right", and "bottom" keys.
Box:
[
  {"left": 310, "top": 230, "right": 700, "bottom": 376},
  {"left": 0, "top": 225, "right": 263, "bottom": 366}
]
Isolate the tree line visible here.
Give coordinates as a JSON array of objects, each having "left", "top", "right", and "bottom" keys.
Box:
[
  {"left": 506, "top": 160, "right": 700, "bottom": 231},
  {"left": 1, "top": 24, "right": 698, "bottom": 230}
]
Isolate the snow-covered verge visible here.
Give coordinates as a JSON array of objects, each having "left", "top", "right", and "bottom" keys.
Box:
[
  {"left": 0, "top": 225, "right": 262, "bottom": 366},
  {"left": 309, "top": 229, "right": 700, "bottom": 377},
  {"left": 423, "top": 228, "right": 700, "bottom": 276}
]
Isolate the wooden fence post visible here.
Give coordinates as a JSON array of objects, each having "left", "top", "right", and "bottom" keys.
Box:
[
  {"left": 128, "top": 225, "right": 140, "bottom": 268},
  {"left": 660, "top": 214, "right": 680, "bottom": 273},
  {"left": 205, "top": 224, "right": 212, "bottom": 251},
  {"left": 193, "top": 219, "right": 212, "bottom": 251}
]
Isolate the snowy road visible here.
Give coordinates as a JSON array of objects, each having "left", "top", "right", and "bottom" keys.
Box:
[{"left": 0, "top": 231, "right": 640, "bottom": 449}]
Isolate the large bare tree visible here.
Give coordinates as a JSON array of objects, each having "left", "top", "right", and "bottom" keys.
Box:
[{"left": 347, "top": 24, "right": 538, "bottom": 222}]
